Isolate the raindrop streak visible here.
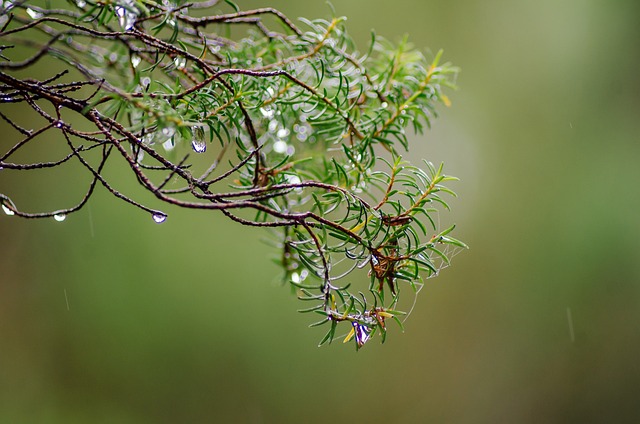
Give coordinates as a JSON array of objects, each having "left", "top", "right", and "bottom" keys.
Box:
[
  {"left": 64, "top": 288, "right": 70, "bottom": 311},
  {"left": 567, "top": 307, "right": 575, "bottom": 343},
  {"left": 191, "top": 126, "right": 206, "bottom": 153},
  {"left": 2, "top": 204, "right": 15, "bottom": 216},
  {"left": 53, "top": 213, "right": 66, "bottom": 222},
  {"left": 152, "top": 213, "right": 167, "bottom": 224}
]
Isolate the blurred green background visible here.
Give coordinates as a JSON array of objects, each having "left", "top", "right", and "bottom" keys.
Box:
[{"left": 2, "top": 0, "right": 640, "bottom": 422}]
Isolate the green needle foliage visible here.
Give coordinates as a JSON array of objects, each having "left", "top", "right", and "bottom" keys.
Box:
[{"left": 0, "top": 0, "right": 466, "bottom": 349}]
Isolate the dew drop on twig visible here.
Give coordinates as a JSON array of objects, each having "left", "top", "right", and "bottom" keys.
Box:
[
  {"left": 152, "top": 213, "right": 167, "bottom": 224},
  {"left": 53, "top": 213, "right": 66, "bottom": 222},
  {"left": 173, "top": 56, "right": 186, "bottom": 70},
  {"left": 2, "top": 204, "right": 15, "bottom": 216},
  {"left": 191, "top": 125, "right": 206, "bottom": 153}
]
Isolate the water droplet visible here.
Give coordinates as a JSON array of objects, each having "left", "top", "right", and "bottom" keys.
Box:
[
  {"left": 152, "top": 213, "right": 167, "bottom": 223},
  {"left": 381, "top": 102, "right": 388, "bottom": 109},
  {"left": 291, "top": 272, "right": 300, "bottom": 284},
  {"left": 277, "top": 128, "right": 290, "bottom": 139},
  {"left": 54, "top": 121, "right": 63, "bottom": 128},
  {"left": 133, "top": 148, "right": 145, "bottom": 163},
  {"left": 76, "top": 0, "right": 86, "bottom": 7},
  {"left": 2, "top": 204, "right": 15, "bottom": 216},
  {"left": 162, "top": 138, "right": 174, "bottom": 151},
  {"left": 141, "top": 77, "right": 151, "bottom": 89},
  {"left": 191, "top": 139, "right": 206, "bottom": 153},
  {"left": 53, "top": 213, "right": 66, "bottom": 222},
  {"left": 173, "top": 56, "right": 186, "bottom": 69},
  {"left": 191, "top": 125, "right": 206, "bottom": 153},
  {"left": 260, "top": 106, "right": 275, "bottom": 119},
  {"left": 161, "top": 126, "right": 175, "bottom": 138},
  {"left": 131, "top": 55, "right": 141, "bottom": 68},
  {"left": 115, "top": 0, "right": 137, "bottom": 30},
  {"left": 26, "top": 7, "right": 42, "bottom": 19},
  {"left": 268, "top": 120, "right": 278, "bottom": 133},
  {"left": 294, "top": 124, "right": 310, "bottom": 142},
  {"left": 353, "top": 323, "right": 371, "bottom": 348},
  {"left": 285, "top": 174, "right": 303, "bottom": 193},
  {"left": 273, "top": 140, "right": 288, "bottom": 154}
]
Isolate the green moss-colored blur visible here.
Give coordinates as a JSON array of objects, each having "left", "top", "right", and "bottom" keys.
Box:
[{"left": 2, "top": 0, "right": 640, "bottom": 422}]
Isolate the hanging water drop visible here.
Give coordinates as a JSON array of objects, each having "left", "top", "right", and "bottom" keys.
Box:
[
  {"left": 53, "top": 213, "right": 66, "bottom": 222},
  {"left": 131, "top": 55, "right": 141, "bottom": 68},
  {"left": 191, "top": 125, "right": 206, "bottom": 153},
  {"left": 76, "top": 0, "right": 86, "bottom": 7},
  {"left": 173, "top": 56, "right": 186, "bottom": 69},
  {"left": 2, "top": 204, "right": 15, "bottom": 216},
  {"left": 152, "top": 213, "right": 167, "bottom": 224},
  {"left": 115, "top": 0, "right": 137, "bottom": 30}
]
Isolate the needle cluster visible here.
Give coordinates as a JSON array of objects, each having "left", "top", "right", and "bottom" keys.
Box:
[{"left": 0, "top": 0, "right": 466, "bottom": 349}]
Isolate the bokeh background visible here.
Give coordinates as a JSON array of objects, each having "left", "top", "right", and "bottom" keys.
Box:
[{"left": 2, "top": 0, "right": 640, "bottom": 422}]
